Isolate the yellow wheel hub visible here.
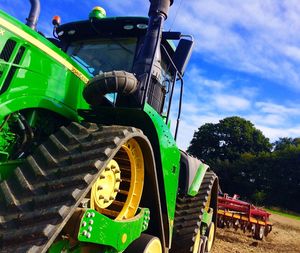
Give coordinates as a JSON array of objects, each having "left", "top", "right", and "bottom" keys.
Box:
[
  {"left": 145, "top": 237, "right": 162, "bottom": 253},
  {"left": 90, "top": 138, "right": 144, "bottom": 220},
  {"left": 90, "top": 159, "right": 121, "bottom": 209}
]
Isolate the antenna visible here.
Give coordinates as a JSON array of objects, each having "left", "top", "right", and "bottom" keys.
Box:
[{"left": 169, "top": 0, "right": 183, "bottom": 31}]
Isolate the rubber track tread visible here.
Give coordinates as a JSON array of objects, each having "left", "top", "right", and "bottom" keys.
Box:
[
  {"left": 0, "top": 122, "right": 146, "bottom": 253},
  {"left": 171, "top": 171, "right": 218, "bottom": 253}
]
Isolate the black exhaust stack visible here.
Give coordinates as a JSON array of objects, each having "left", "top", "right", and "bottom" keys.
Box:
[
  {"left": 132, "top": 0, "right": 173, "bottom": 109},
  {"left": 133, "top": 0, "right": 172, "bottom": 76},
  {"left": 84, "top": 0, "right": 174, "bottom": 110},
  {"left": 148, "top": 0, "right": 173, "bottom": 18},
  {"left": 26, "top": 0, "right": 40, "bottom": 30}
]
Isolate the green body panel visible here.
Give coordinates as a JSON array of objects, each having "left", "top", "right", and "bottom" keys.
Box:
[
  {"left": 49, "top": 240, "right": 116, "bottom": 253},
  {"left": 0, "top": 95, "right": 81, "bottom": 123},
  {"left": 0, "top": 9, "right": 90, "bottom": 123},
  {"left": 188, "top": 163, "right": 209, "bottom": 197},
  {"left": 78, "top": 208, "right": 149, "bottom": 251},
  {"left": 0, "top": 10, "right": 90, "bottom": 178},
  {"left": 143, "top": 103, "right": 181, "bottom": 239}
]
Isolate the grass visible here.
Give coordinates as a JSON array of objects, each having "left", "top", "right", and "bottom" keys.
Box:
[{"left": 266, "top": 208, "right": 300, "bottom": 221}]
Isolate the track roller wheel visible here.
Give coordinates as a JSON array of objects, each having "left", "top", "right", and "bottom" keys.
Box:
[
  {"left": 205, "top": 222, "right": 215, "bottom": 252},
  {"left": 124, "top": 234, "right": 162, "bottom": 253},
  {"left": 90, "top": 138, "right": 144, "bottom": 220}
]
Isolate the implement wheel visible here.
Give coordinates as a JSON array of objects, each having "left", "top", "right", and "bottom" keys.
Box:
[
  {"left": 253, "top": 224, "right": 264, "bottom": 240},
  {"left": 124, "top": 234, "right": 162, "bottom": 253},
  {"left": 90, "top": 138, "right": 144, "bottom": 220}
]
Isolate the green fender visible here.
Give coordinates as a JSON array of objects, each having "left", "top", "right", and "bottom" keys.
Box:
[{"left": 187, "top": 162, "right": 210, "bottom": 197}]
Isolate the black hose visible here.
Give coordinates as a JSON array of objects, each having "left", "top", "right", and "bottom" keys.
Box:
[
  {"left": 12, "top": 116, "right": 27, "bottom": 159},
  {"left": 83, "top": 71, "right": 138, "bottom": 106},
  {"left": 11, "top": 113, "right": 34, "bottom": 159}
]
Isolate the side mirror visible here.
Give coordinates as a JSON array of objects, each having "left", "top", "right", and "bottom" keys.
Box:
[
  {"left": 162, "top": 31, "right": 181, "bottom": 40},
  {"left": 172, "top": 38, "right": 194, "bottom": 76}
]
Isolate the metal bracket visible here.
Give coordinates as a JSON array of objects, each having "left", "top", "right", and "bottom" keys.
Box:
[
  {"left": 201, "top": 207, "right": 213, "bottom": 228},
  {"left": 78, "top": 208, "right": 150, "bottom": 252}
]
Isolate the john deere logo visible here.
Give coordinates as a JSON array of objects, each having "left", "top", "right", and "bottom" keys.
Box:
[{"left": 0, "top": 28, "right": 5, "bottom": 36}]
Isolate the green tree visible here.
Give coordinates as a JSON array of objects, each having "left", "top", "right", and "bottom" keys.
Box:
[
  {"left": 187, "top": 116, "right": 271, "bottom": 162},
  {"left": 213, "top": 146, "right": 300, "bottom": 212},
  {"left": 273, "top": 137, "right": 300, "bottom": 151}
]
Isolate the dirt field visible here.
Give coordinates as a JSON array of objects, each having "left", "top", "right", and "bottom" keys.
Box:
[{"left": 212, "top": 213, "right": 300, "bottom": 253}]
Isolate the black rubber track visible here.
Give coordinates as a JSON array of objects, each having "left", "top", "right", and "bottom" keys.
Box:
[
  {"left": 171, "top": 171, "right": 218, "bottom": 253},
  {"left": 0, "top": 122, "right": 149, "bottom": 253}
]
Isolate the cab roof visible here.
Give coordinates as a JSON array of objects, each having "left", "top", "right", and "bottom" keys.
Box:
[{"left": 57, "top": 17, "right": 149, "bottom": 43}]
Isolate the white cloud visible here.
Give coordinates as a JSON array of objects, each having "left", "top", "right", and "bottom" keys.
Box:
[
  {"left": 170, "top": 0, "right": 300, "bottom": 90},
  {"left": 213, "top": 94, "right": 251, "bottom": 112},
  {"left": 282, "top": 45, "right": 300, "bottom": 62},
  {"left": 177, "top": 113, "right": 224, "bottom": 150},
  {"left": 248, "top": 114, "right": 285, "bottom": 127},
  {"left": 255, "top": 102, "right": 300, "bottom": 115},
  {"left": 182, "top": 102, "right": 199, "bottom": 114},
  {"left": 185, "top": 66, "right": 228, "bottom": 90},
  {"left": 256, "top": 125, "right": 300, "bottom": 142},
  {"left": 239, "top": 86, "right": 259, "bottom": 98}
]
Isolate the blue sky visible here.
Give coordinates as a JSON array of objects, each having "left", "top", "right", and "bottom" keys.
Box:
[{"left": 1, "top": 0, "right": 300, "bottom": 150}]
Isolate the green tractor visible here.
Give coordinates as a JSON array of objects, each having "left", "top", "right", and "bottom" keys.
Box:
[{"left": 0, "top": 0, "right": 218, "bottom": 252}]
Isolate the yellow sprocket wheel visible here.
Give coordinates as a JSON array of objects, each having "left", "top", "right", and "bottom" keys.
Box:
[{"left": 90, "top": 138, "right": 144, "bottom": 220}]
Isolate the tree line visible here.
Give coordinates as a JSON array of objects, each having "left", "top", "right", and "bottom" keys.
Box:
[{"left": 187, "top": 116, "right": 300, "bottom": 213}]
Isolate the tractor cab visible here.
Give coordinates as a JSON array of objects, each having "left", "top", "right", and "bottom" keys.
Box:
[
  {"left": 53, "top": 7, "right": 193, "bottom": 132},
  {"left": 56, "top": 16, "right": 149, "bottom": 76}
]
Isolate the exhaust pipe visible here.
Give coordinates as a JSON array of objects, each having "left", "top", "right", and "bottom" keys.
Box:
[
  {"left": 26, "top": 0, "right": 40, "bottom": 30},
  {"left": 148, "top": 0, "right": 173, "bottom": 19},
  {"left": 132, "top": 0, "right": 173, "bottom": 108},
  {"left": 133, "top": 0, "right": 173, "bottom": 76}
]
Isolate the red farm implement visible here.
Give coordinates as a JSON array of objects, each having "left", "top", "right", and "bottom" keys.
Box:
[{"left": 217, "top": 194, "right": 273, "bottom": 240}]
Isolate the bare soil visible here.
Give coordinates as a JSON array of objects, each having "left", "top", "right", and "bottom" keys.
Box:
[{"left": 212, "top": 213, "right": 300, "bottom": 253}]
